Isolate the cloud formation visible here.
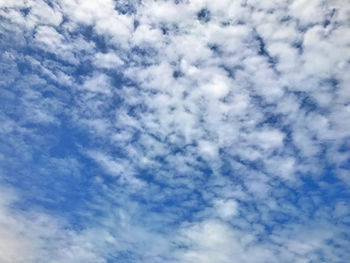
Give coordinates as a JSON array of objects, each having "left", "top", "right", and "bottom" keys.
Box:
[{"left": 0, "top": 0, "right": 350, "bottom": 262}]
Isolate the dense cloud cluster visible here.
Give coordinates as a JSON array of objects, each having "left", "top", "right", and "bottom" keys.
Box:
[{"left": 1, "top": 0, "right": 350, "bottom": 262}]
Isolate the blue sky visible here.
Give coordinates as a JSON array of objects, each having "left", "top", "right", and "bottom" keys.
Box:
[{"left": 0, "top": 0, "right": 350, "bottom": 262}]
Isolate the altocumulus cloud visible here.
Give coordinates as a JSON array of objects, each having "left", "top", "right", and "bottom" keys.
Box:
[{"left": 0, "top": 0, "right": 350, "bottom": 262}]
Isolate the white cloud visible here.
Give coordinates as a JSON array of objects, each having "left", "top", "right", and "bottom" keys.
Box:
[
  {"left": 290, "top": 0, "right": 326, "bottom": 26},
  {"left": 176, "top": 220, "right": 271, "bottom": 263},
  {"left": 34, "top": 26, "right": 64, "bottom": 51},
  {"left": 93, "top": 52, "right": 124, "bottom": 69},
  {"left": 60, "top": 0, "right": 133, "bottom": 47},
  {"left": 0, "top": 187, "right": 106, "bottom": 263},
  {"left": 213, "top": 199, "right": 239, "bottom": 220},
  {"left": 81, "top": 73, "right": 112, "bottom": 94},
  {"left": 201, "top": 74, "right": 231, "bottom": 99},
  {"left": 30, "top": 0, "right": 63, "bottom": 26}
]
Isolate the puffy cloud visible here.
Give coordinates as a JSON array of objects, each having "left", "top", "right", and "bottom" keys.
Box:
[
  {"left": 0, "top": 0, "right": 350, "bottom": 262},
  {"left": 81, "top": 73, "right": 112, "bottom": 94},
  {"left": 93, "top": 52, "right": 124, "bottom": 69}
]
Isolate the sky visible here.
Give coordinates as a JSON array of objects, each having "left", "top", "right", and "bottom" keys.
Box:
[{"left": 0, "top": 0, "right": 350, "bottom": 262}]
